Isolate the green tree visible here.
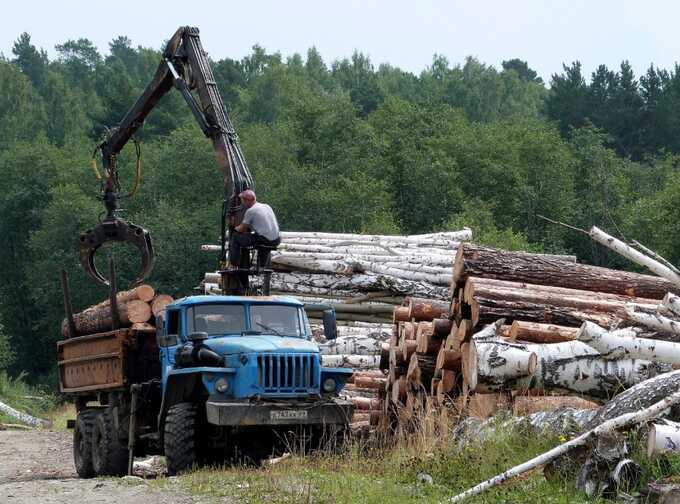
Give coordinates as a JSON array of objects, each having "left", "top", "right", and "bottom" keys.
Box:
[{"left": 11, "top": 32, "right": 48, "bottom": 89}]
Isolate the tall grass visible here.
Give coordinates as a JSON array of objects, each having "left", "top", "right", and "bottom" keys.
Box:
[{"left": 0, "top": 371, "right": 56, "bottom": 425}]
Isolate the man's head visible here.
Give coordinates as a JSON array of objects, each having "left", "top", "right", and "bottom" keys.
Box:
[{"left": 239, "top": 189, "right": 257, "bottom": 208}]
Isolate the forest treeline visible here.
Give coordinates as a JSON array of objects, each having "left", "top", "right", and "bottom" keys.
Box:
[{"left": 1, "top": 33, "right": 679, "bottom": 380}]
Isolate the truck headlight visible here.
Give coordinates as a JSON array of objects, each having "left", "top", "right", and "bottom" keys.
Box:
[
  {"left": 322, "top": 377, "right": 336, "bottom": 393},
  {"left": 215, "top": 377, "right": 229, "bottom": 393}
]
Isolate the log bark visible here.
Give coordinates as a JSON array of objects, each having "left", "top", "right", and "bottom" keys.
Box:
[
  {"left": 468, "top": 336, "right": 658, "bottom": 400},
  {"left": 279, "top": 229, "right": 473, "bottom": 243},
  {"left": 61, "top": 299, "right": 152, "bottom": 337},
  {"left": 578, "top": 321, "right": 680, "bottom": 364},
  {"left": 586, "top": 369, "right": 680, "bottom": 429},
  {"left": 92, "top": 284, "right": 155, "bottom": 308},
  {"left": 406, "top": 353, "right": 436, "bottom": 389},
  {"left": 0, "top": 400, "right": 51, "bottom": 428},
  {"left": 663, "top": 293, "right": 680, "bottom": 318},
  {"left": 321, "top": 354, "right": 381, "bottom": 368},
  {"left": 466, "top": 339, "right": 537, "bottom": 392},
  {"left": 453, "top": 243, "right": 679, "bottom": 298},
  {"left": 466, "top": 278, "right": 658, "bottom": 328},
  {"left": 589, "top": 226, "right": 680, "bottom": 287},
  {"left": 432, "top": 318, "right": 454, "bottom": 338},
  {"left": 625, "top": 305, "right": 680, "bottom": 336},
  {"left": 353, "top": 376, "right": 386, "bottom": 390},
  {"left": 318, "top": 336, "right": 384, "bottom": 355},
  {"left": 509, "top": 321, "right": 578, "bottom": 343},
  {"left": 512, "top": 396, "right": 599, "bottom": 416},
  {"left": 450, "top": 389, "right": 680, "bottom": 503},
  {"left": 406, "top": 297, "right": 450, "bottom": 321}
]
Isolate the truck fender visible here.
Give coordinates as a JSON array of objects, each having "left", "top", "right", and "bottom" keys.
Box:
[{"left": 157, "top": 367, "right": 236, "bottom": 433}]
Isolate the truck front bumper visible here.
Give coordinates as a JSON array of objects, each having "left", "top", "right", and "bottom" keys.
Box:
[{"left": 205, "top": 397, "right": 353, "bottom": 426}]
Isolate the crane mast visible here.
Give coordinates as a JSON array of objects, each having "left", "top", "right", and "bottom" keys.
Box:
[{"left": 79, "top": 26, "right": 253, "bottom": 287}]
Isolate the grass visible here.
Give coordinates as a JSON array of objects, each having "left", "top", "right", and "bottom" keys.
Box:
[
  {"left": 153, "top": 412, "right": 615, "bottom": 503},
  {"left": 0, "top": 372, "right": 57, "bottom": 426}
]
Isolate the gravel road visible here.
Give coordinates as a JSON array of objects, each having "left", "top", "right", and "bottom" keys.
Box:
[{"left": 0, "top": 429, "right": 200, "bottom": 503}]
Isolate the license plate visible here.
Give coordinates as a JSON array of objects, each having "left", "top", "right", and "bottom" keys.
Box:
[{"left": 270, "top": 409, "right": 308, "bottom": 421}]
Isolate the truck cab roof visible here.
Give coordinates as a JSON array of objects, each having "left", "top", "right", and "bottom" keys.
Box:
[{"left": 169, "top": 295, "right": 304, "bottom": 308}]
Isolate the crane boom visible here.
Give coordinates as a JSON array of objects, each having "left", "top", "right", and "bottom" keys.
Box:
[{"left": 79, "top": 26, "right": 253, "bottom": 286}]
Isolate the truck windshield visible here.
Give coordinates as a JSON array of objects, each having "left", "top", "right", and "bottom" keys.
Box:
[
  {"left": 250, "top": 305, "right": 304, "bottom": 338},
  {"left": 188, "top": 304, "right": 246, "bottom": 335}
]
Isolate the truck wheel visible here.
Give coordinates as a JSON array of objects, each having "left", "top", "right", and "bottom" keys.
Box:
[
  {"left": 92, "top": 410, "right": 129, "bottom": 476},
  {"left": 164, "top": 402, "right": 201, "bottom": 475},
  {"left": 73, "top": 409, "right": 98, "bottom": 478}
]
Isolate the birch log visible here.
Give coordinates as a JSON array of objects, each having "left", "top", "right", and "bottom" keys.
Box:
[
  {"left": 318, "top": 336, "right": 384, "bottom": 355},
  {"left": 578, "top": 321, "right": 680, "bottom": 364},
  {"left": 589, "top": 226, "right": 680, "bottom": 287},
  {"left": 449, "top": 390, "right": 680, "bottom": 503},
  {"left": 453, "top": 243, "right": 679, "bottom": 298},
  {"left": 279, "top": 229, "right": 473, "bottom": 243},
  {"left": 662, "top": 293, "right": 680, "bottom": 318},
  {"left": 625, "top": 305, "right": 680, "bottom": 336},
  {"left": 0, "top": 400, "right": 51, "bottom": 428},
  {"left": 466, "top": 340, "right": 537, "bottom": 392},
  {"left": 321, "top": 354, "right": 381, "bottom": 369}
]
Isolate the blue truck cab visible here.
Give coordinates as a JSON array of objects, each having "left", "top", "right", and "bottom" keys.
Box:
[{"left": 156, "top": 295, "right": 354, "bottom": 472}]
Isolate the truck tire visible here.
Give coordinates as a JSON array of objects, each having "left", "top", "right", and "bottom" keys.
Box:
[
  {"left": 164, "top": 402, "right": 201, "bottom": 475},
  {"left": 92, "top": 410, "right": 129, "bottom": 476},
  {"left": 73, "top": 409, "right": 98, "bottom": 478}
]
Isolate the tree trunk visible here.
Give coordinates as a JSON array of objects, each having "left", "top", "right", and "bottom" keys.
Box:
[
  {"left": 465, "top": 278, "right": 658, "bottom": 328},
  {"left": 450, "top": 390, "right": 680, "bottom": 503},
  {"left": 589, "top": 226, "right": 680, "bottom": 287},
  {"left": 578, "top": 321, "right": 680, "bottom": 364},
  {"left": 0, "top": 400, "right": 51, "bottom": 428},
  {"left": 321, "top": 354, "right": 380, "bottom": 368},
  {"left": 279, "top": 229, "right": 473, "bottom": 243},
  {"left": 512, "top": 396, "right": 599, "bottom": 416},
  {"left": 61, "top": 299, "right": 151, "bottom": 337},
  {"left": 662, "top": 293, "right": 680, "bottom": 318},
  {"left": 508, "top": 321, "right": 578, "bottom": 343},
  {"left": 453, "top": 243, "right": 679, "bottom": 298},
  {"left": 624, "top": 306, "right": 680, "bottom": 336},
  {"left": 92, "top": 284, "right": 155, "bottom": 308},
  {"left": 585, "top": 369, "right": 680, "bottom": 429},
  {"left": 318, "top": 336, "right": 384, "bottom": 355},
  {"left": 406, "top": 297, "right": 450, "bottom": 321},
  {"left": 466, "top": 339, "right": 537, "bottom": 392}
]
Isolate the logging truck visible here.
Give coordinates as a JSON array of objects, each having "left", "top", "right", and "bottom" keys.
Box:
[{"left": 58, "top": 295, "right": 353, "bottom": 476}]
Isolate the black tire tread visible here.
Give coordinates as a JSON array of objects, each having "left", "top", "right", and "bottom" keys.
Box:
[
  {"left": 73, "top": 408, "right": 98, "bottom": 478},
  {"left": 92, "top": 410, "right": 129, "bottom": 476},
  {"left": 164, "top": 402, "right": 199, "bottom": 475}
]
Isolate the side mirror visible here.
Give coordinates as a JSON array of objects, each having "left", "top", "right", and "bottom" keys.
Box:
[
  {"left": 322, "top": 310, "right": 337, "bottom": 340},
  {"left": 188, "top": 331, "right": 208, "bottom": 343}
]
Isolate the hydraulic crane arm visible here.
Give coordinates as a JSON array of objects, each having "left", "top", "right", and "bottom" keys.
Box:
[{"left": 79, "top": 26, "right": 253, "bottom": 285}]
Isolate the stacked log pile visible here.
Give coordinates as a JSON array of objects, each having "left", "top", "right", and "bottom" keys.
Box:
[
  {"left": 202, "top": 230, "right": 474, "bottom": 324},
  {"left": 310, "top": 322, "right": 389, "bottom": 430},
  {"left": 61, "top": 284, "right": 173, "bottom": 338},
  {"left": 381, "top": 240, "right": 680, "bottom": 430}
]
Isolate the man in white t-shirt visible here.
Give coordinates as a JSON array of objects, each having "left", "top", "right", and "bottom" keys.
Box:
[{"left": 229, "top": 189, "right": 281, "bottom": 270}]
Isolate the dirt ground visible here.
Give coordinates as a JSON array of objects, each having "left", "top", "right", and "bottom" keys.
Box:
[{"left": 0, "top": 429, "right": 202, "bottom": 503}]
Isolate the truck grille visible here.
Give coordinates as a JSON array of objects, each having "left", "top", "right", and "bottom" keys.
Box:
[{"left": 257, "top": 353, "right": 318, "bottom": 393}]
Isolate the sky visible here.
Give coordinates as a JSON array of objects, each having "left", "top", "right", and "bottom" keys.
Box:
[{"left": 1, "top": 0, "right": 679, "bottom": 83}]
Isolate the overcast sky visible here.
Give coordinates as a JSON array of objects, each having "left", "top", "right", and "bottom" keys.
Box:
[{"left": 2, "top": 0, "right": 679, "bottom": 83}]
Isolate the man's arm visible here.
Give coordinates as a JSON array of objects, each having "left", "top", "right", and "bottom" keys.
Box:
[{"left": 235, "top": 222, "right": 250, "bottom": 233}]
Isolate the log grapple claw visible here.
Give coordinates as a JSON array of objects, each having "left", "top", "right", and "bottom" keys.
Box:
[{"left": 79, "top": 217, "right": 154, "bottom": 286}]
